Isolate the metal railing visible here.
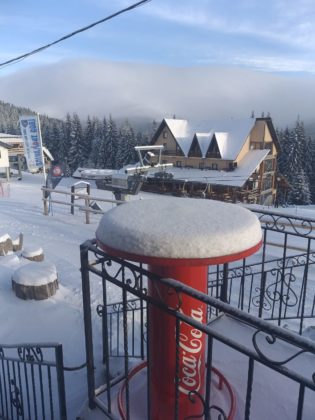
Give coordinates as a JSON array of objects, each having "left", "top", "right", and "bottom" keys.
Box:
[
  {"left": 80, "top": 232, "right": 315, "bottom": 419},
  {"left": 206, "top": 208, "right": 315, "bottom": 334},
  {"left": 0, "top": 343, "right": 67, "bottom": 420}
]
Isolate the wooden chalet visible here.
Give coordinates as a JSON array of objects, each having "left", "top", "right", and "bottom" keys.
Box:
[{"left": 145, "top": 117, "right": 280, "bottom": 205}]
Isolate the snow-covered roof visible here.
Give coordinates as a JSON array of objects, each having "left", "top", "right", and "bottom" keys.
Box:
[
  {"left": 195, "top": 132, "right": 214, "bottom": 157},
  {"left": 148, "top": 149, "right": 269, "bottom": 188},
  {"left": 0, "top": 133, "right": 22, "bottom": 143},
  {"left": 42, "top": 146, "right": 54, "bottom": 161},
  {"left": 163, "top": 118, "right": 254, "bottom": 159},
  {"left": 213, "top": 119, "right": 254, "bottom": 160},
  {"left": 164, "top": 119, "right": 192, "bottom": 156},
  {"left": 96, "top": 197, "right": 262, "bottom": 260}
]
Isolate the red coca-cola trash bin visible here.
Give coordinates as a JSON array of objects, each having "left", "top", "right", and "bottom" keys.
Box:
[{"left": 96, "top": 197, "right": 262, "bottom": 419}]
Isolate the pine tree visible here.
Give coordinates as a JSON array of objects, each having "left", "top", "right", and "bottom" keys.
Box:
[
  {"left": 97, "top": 118, "right": 108, "bottom": 168},
  {"left": 286, "top": 119, "right": 311, "bottom": 205},
  {"left": 105, "top": 116, "right": 119, "bottom": 169},
  {"left": 82, "top": 116, "right": 94, "bottom": 165},
  {"left": 308, "top": 138, "right": 315, "bottom": 203},
  {"left": 89, "top": 117, "right": 102, "bottom": 168},
  {"left": 68, "top": 113, "right": 84, "bottom": 173},
  {"left": 63, "top": 113, "right": 73, "bottom": 162},
  {"left": 117, "top": 120, "right": 137, "bottom": 168}
]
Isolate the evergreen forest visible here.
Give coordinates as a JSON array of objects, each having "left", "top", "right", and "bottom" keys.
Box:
[{"left": 1, "top": 100, "right": 315, "bottom": 205}]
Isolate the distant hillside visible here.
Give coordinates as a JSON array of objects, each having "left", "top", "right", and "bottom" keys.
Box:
[{"left": 0, "top": 100, "right": 63, "bottom": 135}]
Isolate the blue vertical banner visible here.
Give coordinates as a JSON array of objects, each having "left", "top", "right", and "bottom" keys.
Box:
[{"left": 19, "top": 115, "right": 44, "bottom": 173}]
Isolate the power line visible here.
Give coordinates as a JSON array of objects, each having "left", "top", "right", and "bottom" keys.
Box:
[{"left": 0, "top": 0, "right": 151, "bottom": 69}]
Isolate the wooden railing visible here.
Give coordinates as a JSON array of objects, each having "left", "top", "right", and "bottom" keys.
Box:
[{"left": 41, "top": 186, "right": 123, "bottom": 224}]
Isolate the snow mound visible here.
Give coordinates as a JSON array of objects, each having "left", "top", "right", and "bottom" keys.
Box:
[
  {"left": 0, "top": 254, "right": 20, "bottom": 267},
  {"left": 96, "top": 197, "right": 262, "bottom": 260},
  {"left": 12, "top": 261, "right": 57, "bottom": 286}
]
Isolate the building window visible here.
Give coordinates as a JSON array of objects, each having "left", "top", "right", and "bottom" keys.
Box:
[
  {"left": 262, "top": 175, "right": 273, "bottom": 191},
  {"left": 212, "top": 163, "right": 218, "bottom": 170},
  {"left": 264, "top": 159, "right": 274, "bottom": 172},
  {"left": 163, "top": 131, "right": 167, "bottom": 139},
  {"left": 176, "top": 161, "right": 182, "bottom": 167},
  {"left": 250, "top": 142, "right": 263, "bottom": 150},
  {"left": 199, "top": 162, "right": 204, "bottom": 169}
]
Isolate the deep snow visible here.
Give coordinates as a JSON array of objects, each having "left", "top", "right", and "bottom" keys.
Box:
[{"left": 0, "top": 173, "right": 315, "bottom": 419}]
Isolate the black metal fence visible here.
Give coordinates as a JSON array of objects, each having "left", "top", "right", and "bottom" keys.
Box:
[
  {"left": 0, "top": 343, "right": 67, "bottom": 420},
  {"left": 80, "top": 213, "right": 315, "bottom": 420},
  {"left": 207, "top": 208, "right": 315, "bottom": 334}
]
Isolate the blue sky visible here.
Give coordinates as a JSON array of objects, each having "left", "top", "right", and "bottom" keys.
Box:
[{"left": 1, "top": 0, "right": 315, "bottom": 125}]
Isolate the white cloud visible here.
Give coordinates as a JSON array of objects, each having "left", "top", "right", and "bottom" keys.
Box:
[
  {"left": 142, "top": 0, "right": 315, "bottom": 50},
  {"left": 1, "top": 59, "right": 315, "bottom": 128}
]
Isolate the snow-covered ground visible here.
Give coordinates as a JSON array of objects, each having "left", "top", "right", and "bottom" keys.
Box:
[{"left": 0, "top": 173, "right": 315, "bottom": 419}]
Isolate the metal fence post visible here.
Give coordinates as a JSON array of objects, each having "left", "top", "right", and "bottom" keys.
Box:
[
  {"left": 220, "top": 263, "right": 229, "bottom": 303},
  {"left": 80, "top": 242, "right": 96, "bottom": 409},
  {"left": 55, "top": 345, "right": 67, "bottom": 420}
]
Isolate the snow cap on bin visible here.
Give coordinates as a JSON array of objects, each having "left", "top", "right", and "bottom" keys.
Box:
[{"left": 96, "top": 197, "right": 262, "bottom": 264}]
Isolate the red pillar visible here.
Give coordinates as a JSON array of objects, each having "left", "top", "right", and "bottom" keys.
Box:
[{"left": 148, "top": 263, "right": 208, "bottom": 420}]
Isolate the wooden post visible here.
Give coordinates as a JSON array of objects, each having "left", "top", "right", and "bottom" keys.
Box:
[
  {"left": 43, "top": 188, "right": 48, "bottom": 215},
  {"left": 85, "top": 196, "right": 90, "bottom": 224},
  {"left": 71, "top": 185, "right": 75, "bottom": 215}
]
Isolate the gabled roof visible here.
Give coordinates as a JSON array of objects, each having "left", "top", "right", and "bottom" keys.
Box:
[
  {"left": 256, "top": 117, "right": 281, "bottom": 153},
  {"left": 188, "top": 135, "right": 202, "bottom": 157},
  {"left": 196, "top": 132, "right": 214, "bottom": 157},
  {"left": 212, "top": 119, "right": 254, "bottom": 160},
  {"left": 164, "top": 119, "right": 191, "bottom": 156},
  {"left": 161, "top": 118, "right": 254, "bottom": 159}
]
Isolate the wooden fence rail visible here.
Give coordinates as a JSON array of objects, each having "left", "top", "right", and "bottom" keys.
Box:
[{"left": 41, "top": 186, "right": 123, "bottom": 224}]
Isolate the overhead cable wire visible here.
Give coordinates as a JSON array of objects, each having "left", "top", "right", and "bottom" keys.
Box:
[{"left": 0, "top": 0, "right": 151, "bottom": 69}]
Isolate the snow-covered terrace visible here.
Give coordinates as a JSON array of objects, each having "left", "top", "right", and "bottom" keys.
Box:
[
  {"left": 148, "top": 148, "right": 269, "bottom": 187},
  {"left": 1, "top": 174, "right": 315, "bottom": 419}
]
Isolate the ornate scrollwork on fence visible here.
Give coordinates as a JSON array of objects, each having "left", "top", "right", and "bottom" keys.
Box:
[
  {"left": 276, "top": 252, "right": 315, "bottom": 269},
  {"left": 252, "top": 268, "right": 299, "bottom": 315},
  {"left": 96, "top": 304, "right": 105, "bottom": 317},
  {"left": 17, "top": 346, "right": 43, "bottom": 363},
  {"left": 183, "top": 390, "right": 227, "bottom": 420},
  {"left": 266, "top": 270, "right": 298, "bottom": 307},
  {"left": 100, "top": 259, "right": 148, "bottom": 297},
  {"left": 105, "top": 299, "right": 144, "bottom": 314},
  {"left": 251, "top": 285, "right": 272, "bottom": 311},
  {"left": 10, "top": 379, "right": 23, "bottom": 416},
  {"left": 258, "top": 214, "right": 314, "bottom": 237},
  {"left": 252, "top": 330, "right": 315, "bottom": 383}
]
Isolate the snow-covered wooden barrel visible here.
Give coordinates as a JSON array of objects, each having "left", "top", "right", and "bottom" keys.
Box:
[
  {"left": 0, "top": 234, "right": 13, "bottom": 256},
  {"left": 12, "top": 261, "right": 58, "bottom": 300},
  {"left": 22, "top": 246, "right": 44, "bottom": 262}
]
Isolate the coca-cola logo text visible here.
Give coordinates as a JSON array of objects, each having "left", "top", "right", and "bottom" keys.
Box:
[{"left": 178, "top": 306, "right": 204, "bottom": 395}]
